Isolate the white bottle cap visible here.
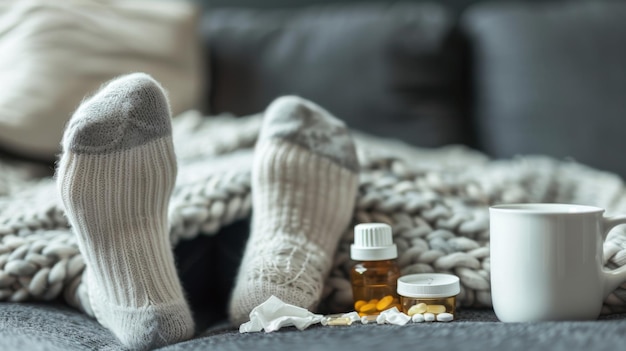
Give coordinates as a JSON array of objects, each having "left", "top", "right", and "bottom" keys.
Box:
[
  {"left": 397, "top": 273, "right": 460, "bottom": 298},
  {"left": 350, "top": 223, "right": 398, "bottom": 261}
]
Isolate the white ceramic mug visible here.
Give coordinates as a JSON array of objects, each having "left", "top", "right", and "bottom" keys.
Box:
[{"left": 490, "top": 203, "right": 626, "bottom": 322}]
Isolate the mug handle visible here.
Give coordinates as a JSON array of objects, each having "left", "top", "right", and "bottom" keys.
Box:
[{"left": 602, "top": 215, "right": 626, "bottom": 299}]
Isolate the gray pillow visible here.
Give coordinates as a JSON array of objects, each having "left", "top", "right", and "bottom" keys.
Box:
[
  {"left": 202, "top": 3, "right": 470, "bottom": 148},
  {"left": 463, "top": 1, "right": 626, "bottom": 178}
]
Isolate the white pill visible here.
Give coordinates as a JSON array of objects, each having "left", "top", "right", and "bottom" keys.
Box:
[
  {"left": 412, "top": 313, "right": 425, "bottom": 323},
  {"left": 423, "top": 313, "right": 435, "bottom": 322},
  {"left": 436, "top": 313, "right": 454, "bottom": 322}
]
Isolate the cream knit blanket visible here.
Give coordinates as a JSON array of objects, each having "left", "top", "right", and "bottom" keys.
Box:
[{"left": 1, "top": 111, "right": 626, "bottom": 314}]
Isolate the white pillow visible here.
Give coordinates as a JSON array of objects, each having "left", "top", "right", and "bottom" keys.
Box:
[{"left": 0, "top": 0, "right": 203, "bottom": 160}]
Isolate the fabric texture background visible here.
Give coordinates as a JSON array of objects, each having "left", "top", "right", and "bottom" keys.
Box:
[{"left": 0, "top": 0, "right": 203, "bottom": 161}]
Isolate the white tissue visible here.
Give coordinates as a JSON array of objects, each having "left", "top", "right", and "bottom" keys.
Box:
[
  {"left": 239, "top": 295, "right": 324, "bottom": 333},
  {"left": 376, "top": 307, "right": 411, "bottom": 326}
]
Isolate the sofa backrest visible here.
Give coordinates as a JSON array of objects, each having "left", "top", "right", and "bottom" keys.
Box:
[
  {"left": 201, "top": 1, "right": 626, "bottom": 180},
  {"left": 464, "top": 1, "right": 626, "bottom": 179},
  {"left": 201, "top": 3, "right": 473, "bottom": 149}
]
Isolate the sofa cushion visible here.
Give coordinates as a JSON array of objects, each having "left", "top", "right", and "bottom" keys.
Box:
[
  {"left": 0, "top": 303, "right": 122, "bottom": 350},
  {"left": 463, "top": 1, "right": 626, "bottom": 179},
  {"left": 0, "top": 0, "right": 203, "bottom": 161},
  {"left": 203, "top": 3, "right": 471, "bottom": 148},
  {"left": 2, "top": 302, "right": 626, "bottom": 351}
]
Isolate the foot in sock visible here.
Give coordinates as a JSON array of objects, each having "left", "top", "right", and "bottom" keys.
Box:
[
  {"left": 228, "top": 96, "right": 359, "bottom": 325},
  {"left": 56, "top": 73, "right": 194, "bottom": 350}
]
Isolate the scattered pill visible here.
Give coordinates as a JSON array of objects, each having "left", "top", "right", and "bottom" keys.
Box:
[
  {"left": 407, "top": 303, "right": 428, "bottom": 316},
  {"left": 361, "top": 315, "right": 378, "bottom": 324},
  {"left": 354, "top": 300, "right": 367, "bottom": 311},
  {"left": 376, "top": 295, "right": 394, "bottom": 311},
  {"left": 322, "top": 315, "right": 353, "bottom": 326},
  {"left": 376, "top": 314, "right": 386, "bottom": 325},
  {"left": 327, "top": 317, "right": 353, "bottom": 326},
  {"left": 359, "top": 303, "right": 377, "bottom": 314},
  {"left": 412, "top": 313, "right": 425, "bottom": 323},
  {"left": 436, "top": 313, "right": 454, "bottom": 322},
  {"left": 426, "top": 305, "right": 446, "bottom": 314},
  {"left": 321, "top": 314, "right": 340, "bottom": 326},
  {"left": 424, "top": 313, "right": 435, "bottom": 322},
  {"left": 342, "top": 312, "right": 361, "bottom": 323},
  {"left": 376, "top": 307, "right": 410, "bottom": 326}
]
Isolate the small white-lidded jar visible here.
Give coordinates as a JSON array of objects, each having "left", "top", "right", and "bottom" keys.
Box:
[{"left": 397, "top": 273, "right": 460, "bottom": 316}]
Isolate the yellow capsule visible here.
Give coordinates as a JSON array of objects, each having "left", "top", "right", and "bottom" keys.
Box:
[
  {"left": 359, "top": 303, "right": 377, "bottom": 313},
  {"left": 354, "top": 300, "right": 367, "bottom": 311},
  {"left": 376, "top": 295, "right": 394, "bottom": 311},
  {"left": 326, "top": 317, "right": 352, "bottom": 326},
  {"left": 361, "top": 315, "right": 378, "bottom": 324},
  {"left": 407, "top": 303, "right": 428, "bottom": 316},
  {"left": 426, "top": 304, "right": 446, "bottom": 314},
  {"left": 368, "top": 299, "right": 379, "bottom": 305}
]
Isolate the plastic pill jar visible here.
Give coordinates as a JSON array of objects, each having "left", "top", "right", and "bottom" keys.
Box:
[{"left": 397, "top": 273, "right": 460, "bottom": 316}]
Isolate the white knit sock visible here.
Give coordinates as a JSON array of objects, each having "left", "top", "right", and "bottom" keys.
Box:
[
  {"left": 56, "top": 73, "right": 194, "bottom": 350},
  {"left": 228, "top": 96, "right": 359, "bottom": 324}
]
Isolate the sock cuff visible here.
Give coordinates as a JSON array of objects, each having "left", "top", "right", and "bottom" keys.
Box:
[
  {"left": 58, "top": 137, "right": 177, "bottom": 217},
  {"left": 60, "top": 137, "right": 183, "bottom": 306},
  {"left": 252, "top": 140, "right": 359, "bottom": 252}
]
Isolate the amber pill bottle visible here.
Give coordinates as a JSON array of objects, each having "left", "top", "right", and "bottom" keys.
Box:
[{"left": 350, "top": 223, "right": 401, "bottom": 316}]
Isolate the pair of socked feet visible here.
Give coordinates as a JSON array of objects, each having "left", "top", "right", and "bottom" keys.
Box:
[{"left": 56, "top": 73, "right": 359, "bottom": 350}]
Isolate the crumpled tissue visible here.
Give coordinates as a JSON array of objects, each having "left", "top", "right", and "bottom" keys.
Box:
[
  {"left": 239, "top": 295, "right": 324, "bottom": 333},
  {"left": 376, "top": 307, "right": 411, "bottom": 326}
]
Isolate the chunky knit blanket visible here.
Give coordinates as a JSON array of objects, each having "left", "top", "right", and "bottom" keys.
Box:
[{"left": 1, "top": 111, "right": 626, "bottom": 314}]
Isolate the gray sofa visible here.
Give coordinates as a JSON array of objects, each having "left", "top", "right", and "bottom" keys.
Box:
[{"left": 3, "top": 0, "right": 626, "bottom": 350}]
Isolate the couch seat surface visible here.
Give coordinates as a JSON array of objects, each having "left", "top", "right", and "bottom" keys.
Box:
[{"left": 2, "top": 302, "right": 626, "bottom": 350}]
